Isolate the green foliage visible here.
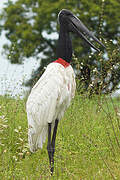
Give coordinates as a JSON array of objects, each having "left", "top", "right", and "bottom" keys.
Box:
[
  {"left": 0, "top": 95, "right": 120, "bottom": 179},
  {"left": 73, "top": 39, "right": 120, "bottom": 95},
  {"left": 0, "top": 0, "right": 120, "bottom": 91}
]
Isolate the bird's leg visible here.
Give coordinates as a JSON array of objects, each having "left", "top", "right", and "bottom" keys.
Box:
[
  {"left": 51, "top": 119, "right": 59, "bottom": 157},
  {"left": 47, "top": 123, "right": 52, "bottom": 169},
  {"left": 50, "top": 119, "right": 59, "bottom": 174},
  {"left": 47, "top": 123, "right": 55, "bottom": 175},
  {"left": 47, "top": 120, "right": 59, "bottom": 175}
]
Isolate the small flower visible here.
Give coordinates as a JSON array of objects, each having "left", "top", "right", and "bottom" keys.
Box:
[
  {"left": 14, "top": 129, "right": 19, "bottom": 133},
  {"left": 0, "top": 115, "right": 5, "bottom": 120},
  {"left": 93, "top": 68, "right": 98, "bottom": 73},
  {"left": 18, "top": 126, "right": 22, "bottom": 130},
  {"left": 13, "top": 156, "right": 18, "bottom": 161}
]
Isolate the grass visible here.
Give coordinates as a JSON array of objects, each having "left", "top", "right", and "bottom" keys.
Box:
[{"left": 0, "top": 94, "right": 120, "bottom": 179}]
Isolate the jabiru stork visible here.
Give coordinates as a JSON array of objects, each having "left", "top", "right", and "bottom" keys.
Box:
[{"left": 26, "top": 9, "right": 105, "bottom": 175}]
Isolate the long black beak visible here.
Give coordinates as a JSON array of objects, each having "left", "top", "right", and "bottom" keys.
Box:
[{"left": 68, "top": 15, "right": 105, "bottom": 52}]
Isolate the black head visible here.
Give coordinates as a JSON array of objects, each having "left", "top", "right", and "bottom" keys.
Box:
[
  {"left": 58, "top": 9, "right": 105, "bottom": 52},
  {"left": 58, "top": 9, "right": 74, "bottom": 24}
]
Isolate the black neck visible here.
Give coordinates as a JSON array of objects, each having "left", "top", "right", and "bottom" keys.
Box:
[{"left": 56, "top": 26, "right": 72, "bottom": 63}]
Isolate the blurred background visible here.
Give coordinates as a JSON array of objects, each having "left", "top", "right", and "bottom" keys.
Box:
[{"left": 0, "top": 0, "right": 40, "bottom": 98}]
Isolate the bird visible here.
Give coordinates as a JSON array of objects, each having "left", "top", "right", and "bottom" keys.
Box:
[{"left": 26, "top": 9, "right": 105, "bottom": 175}]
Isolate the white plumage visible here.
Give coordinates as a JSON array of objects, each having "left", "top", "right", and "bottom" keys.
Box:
[{"left": 26, "top": 62, "right": 76, "bottom": 152}]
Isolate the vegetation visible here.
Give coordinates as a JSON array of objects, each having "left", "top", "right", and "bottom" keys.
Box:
[
  {"left": 0, "top": 0, "right": 120, "bottom": 92},
  {"left": 0, "top": 1, "right": 120, "bottom": 179},
  {"left": 0, "top": 94, "right": 120, "bottom": 179}
]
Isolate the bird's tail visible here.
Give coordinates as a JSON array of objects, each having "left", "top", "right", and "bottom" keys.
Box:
[{"left": 28, "top": 125, "right": 47, "bottom": 152}]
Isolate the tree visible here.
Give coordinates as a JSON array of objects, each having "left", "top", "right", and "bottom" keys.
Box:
[{"left": 0, "top": 0, "right": 120, "bottom": 92}]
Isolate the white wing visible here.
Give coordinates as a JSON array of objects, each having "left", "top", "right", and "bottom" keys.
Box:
[{"left": 26, "top": 62, "right": 76, "bottom": 152}]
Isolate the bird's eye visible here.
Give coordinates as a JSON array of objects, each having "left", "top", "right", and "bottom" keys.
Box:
[{"left": 67, "top": 13, "right": 72, "bottom": 16}]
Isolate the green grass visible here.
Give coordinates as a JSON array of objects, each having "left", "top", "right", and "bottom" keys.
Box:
[{"left": 0, "top": 94, "right": 120, "bottom": 179}]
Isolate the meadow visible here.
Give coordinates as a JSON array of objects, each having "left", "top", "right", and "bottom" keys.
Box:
[{"left": 0, "top": 93, "right": 120, "bottom": 179}]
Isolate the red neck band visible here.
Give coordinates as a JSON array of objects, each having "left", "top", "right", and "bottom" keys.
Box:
[{"left": 53, "top": 58, "right": 70, "bottom": 68}]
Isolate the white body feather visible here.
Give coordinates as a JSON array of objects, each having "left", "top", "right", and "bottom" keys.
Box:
[{"left": 26, "top": 62, "right": 76, "bottom": 152}]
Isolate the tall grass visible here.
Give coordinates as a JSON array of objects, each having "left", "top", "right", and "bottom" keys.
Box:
[{"left": 0, "top": 94, "right": 120, "bottom": 179}]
